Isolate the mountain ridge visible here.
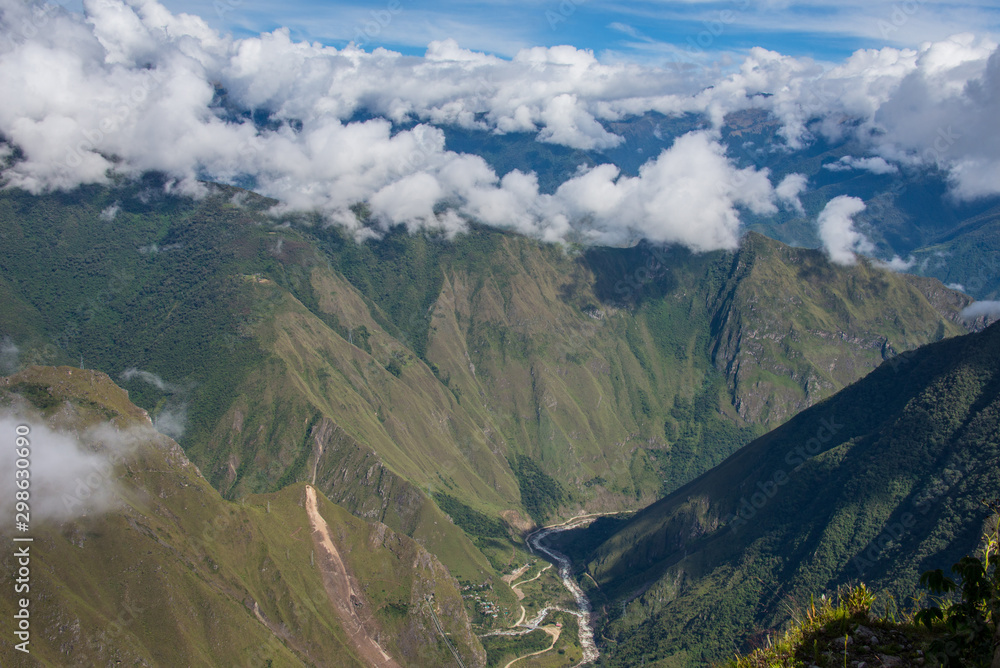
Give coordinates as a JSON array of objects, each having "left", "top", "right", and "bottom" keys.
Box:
[
  {"left": 572, "top": 321, "right": 1000, "bottom": 666},
  {"left": 0, "top": 365, "right": 484, "bottom": 667},
  {"left": 0, "top": 181, "right": 983, "bottom": 652}
]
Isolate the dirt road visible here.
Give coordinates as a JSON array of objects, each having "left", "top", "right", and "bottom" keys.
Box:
[{"left": 502, "top": 626, "right": 561, "bottom": 668}]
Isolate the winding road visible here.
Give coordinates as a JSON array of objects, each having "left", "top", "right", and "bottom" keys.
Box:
[
  {"left": 502, "top": 626, "right": 561, "bottom": 668},
  {"left": 482, "top": 513, "right": 611, "bottom": 666}
]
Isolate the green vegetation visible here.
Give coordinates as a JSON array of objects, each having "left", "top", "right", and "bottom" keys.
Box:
[
  {"left": 724, "top": 584, "right": 931, "bottom": 668},
  {"left": 306, "top": 219, "right": 507, "bottom": 359},
  {"left": 519, "top": 569, "right": 577, "bottom": 621},
  {"left": 0, "top": 181, "right": 982, "bottom": 667},
  {"left": 510, "top": 454, "right": 567, "bottom": 523},
  {"left": 0, "top": 367, "right": 485, "bottom": 667},
  {"left": 479, "top": 612, "right": 582, "bottom": 668},
  {"left": 434, "top": 492, "right": 509, "bottom": 540},
  {"left": 0, "top": 179, "right": 270, "bottom": 452},
  {"left": 0, "top": 182, "right": 967, "bottom": 529},
  {"left": 482, "top": 630, "right": 552, "bottom": 667},
  {"left": 662, "top": 373, "right": 761, "bottom": 494},
  {"left": 585, "top": 321, "right": 1000, "bottom": 666},
  {"left": 914, "top": 501, "right": 1000, "bottom": 667},
  {"left": 726, "top": 506, "right": 1000, "bottom": 668}
]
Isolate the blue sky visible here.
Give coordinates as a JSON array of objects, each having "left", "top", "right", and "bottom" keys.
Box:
[{"left": 153, "top": 0, "right": 1000, "bottom": 63}]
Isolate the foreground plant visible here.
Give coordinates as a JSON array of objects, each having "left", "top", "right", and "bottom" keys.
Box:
[
  {"left": 725, "top": 502, "right": 1000, "bottom": 668},
  {"left": 915, "top": 499, "right": 1000, "bottom": 668},
  {"left": 724, "top": 583, "right": 925, "bottom": 668}
]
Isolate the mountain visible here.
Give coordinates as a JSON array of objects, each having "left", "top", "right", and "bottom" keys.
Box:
[
  {"left": 0, "top": 365, "right": 483, "bottom": 667},
  {"left": 438, "top": 109, "right": 1000, "bottom": 299},
  {"left": 0, "top": 180, "right": 975, "bottom": 600},
  {"left": 572, "top": 320, "right": 1000, "bottom": 666},
  {"left": 910, "top": 203, "right": 1000, "bottom": 300}
]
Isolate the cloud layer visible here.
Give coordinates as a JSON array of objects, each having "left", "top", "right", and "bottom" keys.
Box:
[
  {"left": 961, "top": 300, "right": 1000, "bottom": 319},
  {"left": 1, "top": 0, "right": 998, "bottom": 252},
  {"left": 0, "top": 410, "right": 152, "bottom": 523}
]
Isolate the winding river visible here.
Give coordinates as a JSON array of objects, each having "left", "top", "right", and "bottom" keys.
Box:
[
  {"left": 526, "top": 520, "right": 600, "bottom": 666},
  {"left": 480, "top": 514, "right": 612, "bottom": 666}
]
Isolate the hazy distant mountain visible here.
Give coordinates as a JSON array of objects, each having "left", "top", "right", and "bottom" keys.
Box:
[{"left": 436, "top": 109, "right": 1000, "bottom": 299}]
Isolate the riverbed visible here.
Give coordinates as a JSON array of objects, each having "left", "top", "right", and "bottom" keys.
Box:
[{"left": 525, "top": 518, "right": 600, "bottom": 666}]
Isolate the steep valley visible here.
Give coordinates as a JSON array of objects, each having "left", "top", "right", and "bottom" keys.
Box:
[
  {"left": 0, "top": 181, "right": 989, "bottom": 666},
  {"left": 568, "top": 321, "right": 1000, "bottom": 665}
]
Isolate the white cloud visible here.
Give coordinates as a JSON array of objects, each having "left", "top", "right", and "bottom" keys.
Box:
[
  {"left": 775, "top": 173, "right": 808, "bottom": 214},
  {"left": 537, "top": 94, "right": 623, "bottom": 150},
  {"left": 960, "top": 300, "right": 1000, "bottom": 319},
  {"left": 824, "top": 156, "right": 899, "bottom": 174},
  {"left": 1, "top": 0, "right": 999, "bottom": 252},
  {"left": 874, "top": 255, "right": 916, "bottom": 271},
  {"left": 0, "top": 410, "right": 155, "bottom": 523},
  {"left": 550, "top": 131, "right": 790, "bottom": 250},
  {"left": 660, "top": 34, "right": 1000, "bottom": 199},
  {"left": 816, "top": 195, "right": 873, "bottom": 265}
]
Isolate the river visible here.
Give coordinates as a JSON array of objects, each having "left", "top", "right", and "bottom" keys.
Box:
[
  {"left": 524, "top": 517, "right": 600, "bottom": 666},
  {"left": 479, "top": 514, "right": 606, "bottom": 666}
]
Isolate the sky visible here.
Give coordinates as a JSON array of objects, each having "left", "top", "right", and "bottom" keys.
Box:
[
  {"left": 153, "top": 0, "right": 1000, "bottom": 64},
  {"left": 1, "top": 0, "right": 999, "bottom": 264}
]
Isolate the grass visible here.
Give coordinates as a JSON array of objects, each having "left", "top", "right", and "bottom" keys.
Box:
[
  {"left": 482, "top": 630, "right": 553, "bottom": 667},
  {"left": 0, "top": 182, "right": 981, "bottom": 667},
  {"left": 723, "top": 584, "right": 933, "bottom": 668},
  {"left": 0, "top": 367, "right": 485, "bottom": 667},
  {"left": 587, "top": 321, "right": 1000, "bottom": 667},
  {"left": 0, "top": 182, "right": 967, "bottom": 534},
  {"left": 481, "top": 612, "right": 584, "bottom": 668}
]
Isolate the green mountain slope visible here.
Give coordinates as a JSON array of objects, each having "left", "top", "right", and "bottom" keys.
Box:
[
  {"left": 0, "top": 366, "right": 483, "bottom": 667},
  {"left": 707, "top": 232, "right": 969, "bottom": 424},
  {"left": 579, "top": 321, "right": 1000, "bottom": 666},
  {"left": 0, "top": 180, "right": 973, "bottom": 592},
  {"left": 911, "top": 203, "right": 1000, "bottom": 301},
  {"left": 715, "top": 109, "right": 1000, "bottom": 301}
]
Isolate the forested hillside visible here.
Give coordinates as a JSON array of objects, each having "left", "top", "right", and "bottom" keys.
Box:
[{"left": 577, "top": 321, "right": 1000, "bottom": 665}]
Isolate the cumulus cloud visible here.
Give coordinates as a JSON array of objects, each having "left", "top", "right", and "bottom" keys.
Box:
[
  {"left": 824, "top": 156, "right": 899, "bottom": 175},
  {"left": 625, "top": 35, "right": 1000, "bottom": 199},
  {"left": 551, "top": 131, "right": 798, "bottom": 249},
  {"left": 0, "top": 410, "right": 153, "bottom": 522},
  {"left": 874, "top": 255, "right": 917, "bottom": 271},
  {"left": 1, "top": 0, "right": 999, "bottom": 251},
  {"left": 537, "top": 94, "right": 623, "bottom": 150},
  {"left": 775, "top": 173, "right": 808, "bottom": 214},
  {"left": 816, "top": 195, "right": 874, "bottom": 265},
  {"left": 960, "top": 300, "right": 1000, "bottom": 319}
]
